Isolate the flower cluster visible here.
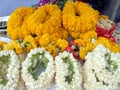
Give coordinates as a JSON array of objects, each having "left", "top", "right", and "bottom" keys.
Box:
[
  {"left": 55, "top": 51, "right": 82, "bottom": 90},
  {"left": 84, "top": 44, "right": 120, "bottom": 90},
  {"left": 22, "top": 48, "right": 55, "bottom": 90},
  {"left": 0, "top": 50, "right": 20, "bottom": 90}
]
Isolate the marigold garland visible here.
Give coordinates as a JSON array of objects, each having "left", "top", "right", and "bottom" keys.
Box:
[
  {"left": 7, "top": 7, "right": 35, "bottom": 40},
  {"left": 26, "top": 4, "right": 61, "bottom": 36},
  {"left": 62, "top": 1, "right": 99, "bottom": 38}
]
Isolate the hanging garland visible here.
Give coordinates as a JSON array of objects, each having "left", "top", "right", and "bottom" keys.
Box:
[
  {"left": 22, "top": 47, "right": 55, "bottom": 90},
  {"left": 0, "top": 50, "right": 20, "bottom": 90}
]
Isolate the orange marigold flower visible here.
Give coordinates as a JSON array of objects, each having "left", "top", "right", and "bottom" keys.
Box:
[
  {"left": 39, "top": 34, "right": 50, "bottom": 47},
  {"left": 4, "top": 40, "right": 22, "bottom": 54},
  {"left": 45, "top": 44, "right": 57, "bottom": 57}
]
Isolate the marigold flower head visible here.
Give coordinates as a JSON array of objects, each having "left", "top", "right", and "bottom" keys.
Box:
[
  {"left": 45, "top": 44, "right": 57, "bottom": 57},
  {"left": 83, "top": 31, "right": 97, "bottom": 44},
  {"left": 57, "top": 39, "right": 68, "bottom": 51},
  {"left": 94, "top": 37, "right": 120, "bottom": 52},
  {"left": 39, "top": 34, "right": 50, "bottom": 47},
  {"left": 4, "top": 40, "right": 22, "bottom": 54},
  {"left": 79, "top": 43, "right": 94, "bottom": 60},
  {"left": 23, "top": 35, "right": 37, "bottom": 52},
  {"left": 74, "top": 39, "right": 86, "bottom": 47}
]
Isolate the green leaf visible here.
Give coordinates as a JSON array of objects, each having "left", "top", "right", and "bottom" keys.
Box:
[
  {"left": 62, "top": 56, "right": 75, "bottom": 84},
  {"left": 0, "top": 55, "right": 10, "bottom": 86},
  {"left": 28, "top": 52, "right": 49, "bottom": 80}
]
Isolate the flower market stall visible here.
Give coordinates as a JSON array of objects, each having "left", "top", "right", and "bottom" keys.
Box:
[{"left": 0, "top": 0, "right": 120, "bottom": 90}]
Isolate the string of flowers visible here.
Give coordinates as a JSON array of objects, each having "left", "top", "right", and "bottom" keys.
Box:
[
  {"left": 55, "top": 51, "right": 82, "bottom": 90},
  {"left": 22, "top": 47, "right": 55, "bottom": 90},
  {"left": 0, "top": 50, "right": 20, "bottom": 90},
  {"left": 62, "top": 1, "right": 99, "bottom": 39},
  {"left": 84, "top": 44, "right": 120, "bottom": 90}
]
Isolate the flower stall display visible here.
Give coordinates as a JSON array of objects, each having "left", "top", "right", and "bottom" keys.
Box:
[{"left": 0, "top": 0, "right": 120, "bottom": 90}]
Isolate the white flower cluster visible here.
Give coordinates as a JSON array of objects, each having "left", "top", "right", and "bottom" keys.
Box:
[
  {"left": 55, "top": 51, "right": 82, "bottom": 90},
  {"left": 97, "top": 18, "right": 114, "bottom": 30},
  {"left": 0, "top": 50, "right": 20, "bottom": 90},
  {"left": 22, "top": 47, "right": 55, "bottom": 90},
  {"left": 84, "top": 44, "right": 120, "bottom": 90}
]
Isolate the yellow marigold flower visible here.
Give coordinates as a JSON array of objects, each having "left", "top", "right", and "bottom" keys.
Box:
[
  {"left": 50, "top": 32, "right": 61, "bottom": 45},
  {"left": 79, "top": 43, "right": 94, "bottom": 60},
  {"left": 59, "top": 27, "right": 68, "bottom": 39},
  {"left": 74, "top": 39, "right": 86, "bottom": 47},
  {"left": 45, "top": 45, "right": 57, "bottom": 57},
  {"left": 39, "top": 34, "right": 50, "bottom": 47},
  {"left": 4, "top": 40, "right": 22, "bottom": 54},
  {"left": 62, "top": 1, "right": 99, "bottom": 33},
  {"left": 57, "top": 39, "right": 68, "bottom": 51},
  {"left": 94, "top": 37, "right": 120, "bottom": 52},
  {"left": 83, "top": 31, "right": 97, "bottom": 44},
  {"left": 0, "top": 42, "right": 7, "bottom": 51},
  {"left": 23, "top": 35, "right": 37, "bottom": 52},
  {"left": 70, "top": 31, "right": 81, "bottom": 39},
  {"left": 34, "top": 36, "right": 40, "bottom": 46}
]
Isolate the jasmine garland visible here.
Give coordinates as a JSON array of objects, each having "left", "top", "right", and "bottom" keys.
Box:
[
  {"left": 0, "top": 50, "right": 20, "bottom": 90},
  {"left": 55, "top": 51, "right": 82, "bottom": 90},
  {"left": 22, "top": 47, "right": 55, "bottom": 90}
]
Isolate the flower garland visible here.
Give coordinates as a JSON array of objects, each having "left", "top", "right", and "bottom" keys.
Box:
[
  {"left": 0, "top": 50, "right": 20, "bottom": 90},
  {"left": 84, "top": 44, "right": 120, "bottom": 90},
  {"left": 7, "top": 7, "right": 35, "bottom": 40},
  {"left": 22, "top": 47, "right": 55, "bottom": 90},
  {"left": 55, "top": 51, "right": 82, "bottom": 90},
  {"left": 26, "top": 4, "right": 61, "bottom": 36},
  {"left": 62, "top": 1, "right": 99, "bottom": 39}
]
